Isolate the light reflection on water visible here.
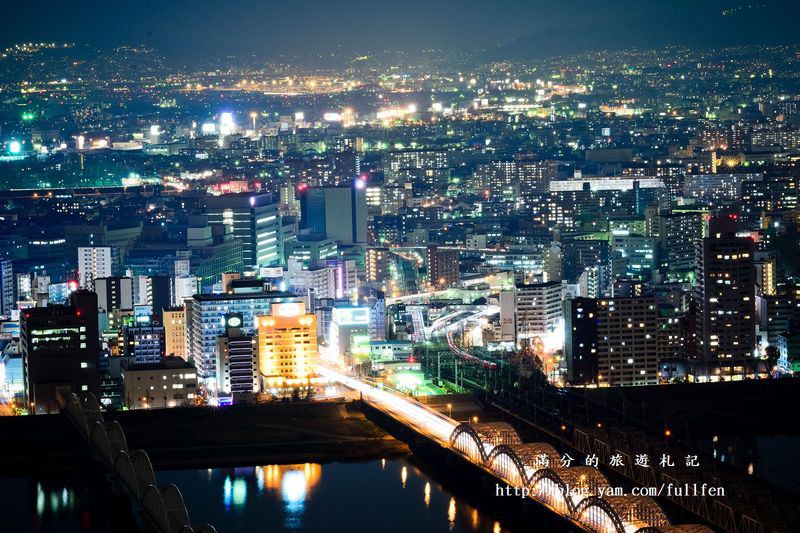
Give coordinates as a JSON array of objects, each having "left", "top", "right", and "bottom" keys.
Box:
[
  {"left": 217, "top": 464, "right": 322, "bottom": 528},
  {"left": 157, "top": 459, "right": 506, "bottom": 532},
  {"left": 35, "top": 483, "right": 75, "bottom": 517},
  {"left": 0, "top": 475, "right": 140, "bottom": 533}
]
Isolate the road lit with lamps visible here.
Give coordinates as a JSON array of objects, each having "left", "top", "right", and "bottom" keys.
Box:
[{"left": 317, "top": 364, "right": 456, "bottom": 445}]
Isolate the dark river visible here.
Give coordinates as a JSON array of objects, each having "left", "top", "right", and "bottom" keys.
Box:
[{"left": 2, "top": 458, "right": 509, "bottom": 532}]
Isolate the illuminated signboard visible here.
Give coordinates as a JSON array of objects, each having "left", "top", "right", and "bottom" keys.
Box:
[
  {"left": 275, "top": 302, "right": 303, "bottom": 317},
  {"left": 332, "top": 307, "right": 370, "bottom": 326}
]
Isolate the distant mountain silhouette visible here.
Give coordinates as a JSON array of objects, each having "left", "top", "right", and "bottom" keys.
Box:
[{"left": 488, "top": 4, "right": 800, "bottom": 60}]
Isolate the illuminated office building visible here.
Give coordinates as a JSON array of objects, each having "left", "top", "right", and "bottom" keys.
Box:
[
  {"left": 21, "top": 290, "right": 100, "bottom": 414},
  {"left": 0, "top": 259, "right": 13, "bottom": 316},
  {"left": 206, "top": 193, "right": 282, "bottom": 269},
  {"left": 329, "top": 306, "right": 370, "bottom": 366},
  {"left": 514, "top": 281, "right": 563, "bottom": 348},
  {"left": 121, "top": 356, "right": 197, "bottom": 409},
  {"left": 366, "top": 247, "right": 391, "bottom": 283},
  {"left": 121, "top": 324, "right": 165, "bottom": 364},
  {"left": 186, "top": 291, "right": 297, "bottom": 386},
  {"left": 299, "top": 185, "right": 367, "bottom": 245},
  {"left": 94, "top": 276, "right": 134, "bottom": 314}
]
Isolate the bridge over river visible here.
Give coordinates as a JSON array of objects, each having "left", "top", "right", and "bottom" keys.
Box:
[{"left": 318, "top": 365, "right": 713, "bottom": 533}]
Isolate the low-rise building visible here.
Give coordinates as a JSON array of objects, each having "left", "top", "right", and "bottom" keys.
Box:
[{"left": 121, "top": 356, "right": 198, "bottom": 409}]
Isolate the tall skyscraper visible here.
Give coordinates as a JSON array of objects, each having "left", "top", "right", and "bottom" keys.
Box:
[
  {"left": 206, "top": 193, "right": 282, "bottom": 269},
  {"left": 300, "top": 185, "right": 367, "bottom": 245},
  {"left": 78, "top": 247, "right": 112, "bottom": 289},
  {"left": 21, "top": 290, "right": 100, "bottom": 414},
  {"left": 694, "top": 215, "right": 759, "bottom": 380},
  {"left": 565, "top": 298, "right": 599, "bottom": 385}
]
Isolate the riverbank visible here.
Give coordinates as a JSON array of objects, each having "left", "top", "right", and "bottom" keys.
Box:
[
  {"left": 108, "top": 400, "right": 410, "bottom": 469},
  {"left": 0, "top": 400, "right": 409, "bottom": 475}
]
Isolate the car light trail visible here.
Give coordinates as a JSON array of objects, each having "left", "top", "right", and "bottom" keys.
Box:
[{"left": 317, "top": 365, "right": 456, "bottom": 445}]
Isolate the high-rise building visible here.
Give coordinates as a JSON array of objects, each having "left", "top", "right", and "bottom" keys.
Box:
[
  {"left": 78, "top": 247, "right": 112, "bottom": 289},
  {"left": 366, "top": 247, "right": 391, "bottom": 283},
  {"left": 754, "top": 251, "right": 777, "bottom": 296},
  {"left": 0, "top": 259, "right": 13, "bottom": 316},
  {"left": 21, "top": 290, "right": 100, "bottom": 414},
  {"left": 565, "top": 296, "right": 659, "bottom": 387},
  {"left": 382, "top": 149, "right": 448, "bottom": 183},
  {"left": 694, "top": 216, "right": 760, "bottom": 380},
  {"left": 333, "top": 149, "right": 360, "bottom": 184},
  {"left": 146, "top": 275, "right": 171, "bottom": 322},
  {"left": 514, "top": 281, "right": 563, "bottom": 347},
  {"left": 367, "top": 292, "right": 387, "bottom": 341},
  {"left": 656, "top": 210, "right": 706, "bottom": 275},
  {"left": 173, "top": 275, "right": 199, "bottom": 305},
  {"left": 94, "top": 276, "right": 134, "bottom": 313},
  {"left": 564, "top": 298, "right": 598, "bottom": 386},
  {"left": 499, "top": 290, "right": 516, "bottom": 342},
  {"left": 427, "top": 245, "right": 459, "bottom": 288},
  {"left": 257, "top": 302, "right": 317, "bottom": 389},
  {"left": 756, "top": 294, "right": 799, "bottom": 348},
  {"left": 206, "top": 193, "right": 282, "bottom": 269},
  {"left": 611, "top": 233, "right": 657, "bottom": 279},
  {"left": 163, "top": 307, "right": 187, "bottom": 359},
  {"left": 216, "top": 313, "right": 260, "bottom": 395},
  {"left": 300, "top": 185, "right": 367, "bottom": 245},
  {"left": 186, "top": 290, "right": 297, "bottom": 386}
]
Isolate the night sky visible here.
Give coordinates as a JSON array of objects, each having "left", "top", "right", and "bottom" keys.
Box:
[{"left": 0, "top": 0, "right": 798, "bottom": 59}]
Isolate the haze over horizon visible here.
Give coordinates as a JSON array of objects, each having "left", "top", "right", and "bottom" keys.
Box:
[{"left": 1, "top": 0, "right": 799, "bottom": 62}]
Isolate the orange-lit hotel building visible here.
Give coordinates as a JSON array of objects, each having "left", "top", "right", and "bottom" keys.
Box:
[{"left": 257, "top": 302, "right": 319, "bottom": 389}]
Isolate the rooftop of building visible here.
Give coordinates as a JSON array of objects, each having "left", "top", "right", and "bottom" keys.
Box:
[
  {"left": 191, "top": 290, "right": 297, "bottom": 303},
  {"left": 121, "top": 356, "right": 195, "bottom": 372}
]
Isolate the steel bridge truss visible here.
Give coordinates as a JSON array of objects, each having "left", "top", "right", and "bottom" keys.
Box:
[
  {"left": 61, "top": 393, "right": 217, "bottom": 533},
  {"left": 449, "top": 422, "right": 712, "bottom": 533}
]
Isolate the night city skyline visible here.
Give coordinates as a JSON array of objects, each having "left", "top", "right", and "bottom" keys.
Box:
[{"left": 1, "top": 1, "right": 799, "bottom": 533}]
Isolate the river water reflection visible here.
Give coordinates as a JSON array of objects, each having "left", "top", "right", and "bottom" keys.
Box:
[{"left": 157, "top": 459, "right": 507, "bottom": 533}]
